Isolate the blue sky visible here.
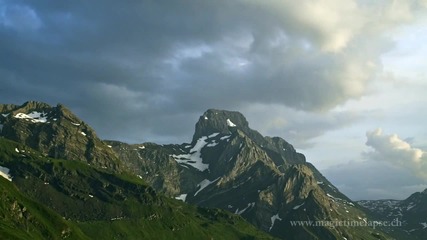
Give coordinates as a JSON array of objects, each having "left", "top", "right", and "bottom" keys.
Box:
[{"left": 1, "top": 0, "right": 426, "bottom": 200}]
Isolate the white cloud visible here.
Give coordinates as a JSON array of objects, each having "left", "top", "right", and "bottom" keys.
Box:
[
  {"left": 246, "top": 0, "right": 364, "bottom": 52},
  {"left": 365, "top": 128, "right": 427, "bottom": 179},
  {"left": 245, "top": 0, "right": 426, "bottom": 53}
]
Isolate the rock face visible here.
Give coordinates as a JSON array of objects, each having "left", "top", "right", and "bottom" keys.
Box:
[
  {"left": 0, "top": 101, "right": 121, "bottom": 170},
  {"left": 111, "top": 109, "right": 391, "bottom": 240},
  {"left": 193, "top": 109, "right": 258, "bottom": 142},
  {"left": 358, "top": 188, "right": 427, "bottom": 240},
  {"left": 0, "top": 137, "right": 274, "bottom": 240},
  {"left": 0, "top": 102, "right": 393, "bottom": 239},
  {"left": 104, "top": 140, "right": 204, "bottom": 197}
]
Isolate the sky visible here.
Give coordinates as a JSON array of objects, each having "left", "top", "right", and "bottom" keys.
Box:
[{"left": 1, "top": 0, "right": 427, "bottom": 200}]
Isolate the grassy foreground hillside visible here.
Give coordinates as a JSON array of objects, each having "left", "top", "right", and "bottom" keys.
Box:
[
  {"left": 0, "top": 138, "right": 275, "bottom": 239},
  {"left": 0, "top": 177, "right": 89, "bottom": 240}
]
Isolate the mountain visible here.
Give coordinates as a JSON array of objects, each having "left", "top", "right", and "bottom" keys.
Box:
[
  {"left": 0, "top": 101, "right": 121, "bottom": 170},
  {"left": 111, "top": 108, "right": 392, "bottom": 240},
  {"left": 0, "top": 102, "right": 275, "bottom": 239},
  {"left": 0, "top": 171, "right": 89, "bottom": 240},
  {"left": 358, "top": 188, "right": 427, "bottom": 240}
]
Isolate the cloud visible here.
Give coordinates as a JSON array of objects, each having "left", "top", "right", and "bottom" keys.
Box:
[
  {"left": 323, "top": 160, "right": 427, "bottom": 200},
  {"left": 365, "top": 128, "right": 427, "bottom": 179},
  {"left": 246, "top": 0, "right": 365, "bottom": 52},
  {"left": 245, "top": 0, "right": 426, "bottom": 52},
  {"left": 0, "top": 2, "right": 42, "bottom": 31},
  {"left": 0, "top": 0, "right": 426, "bottom": 144},
  {"left": 322, "top": 127, "right": 427, "bottom": 200},
  {"left": 242, "top": 104, "right": 363, "bottom": 149}
]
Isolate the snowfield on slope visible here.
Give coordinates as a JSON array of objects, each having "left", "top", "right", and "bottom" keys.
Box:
[
  {"left": 226, "top": 118, "right": 236, "bottom": 127},
  {"left": 269, "top": 213, "right": 282, "bottom": 231},
  {"left": 0, "top": 166, "right": 12, "bottom": 181},
  {"left": 171, "top": 133, "right": 220, "bottom": 171},
  {"left": 194, "top": 177, "right": 220, "bottom": 196},
  {"left": 14, "top": 111, "right": 48, "bottom": 123}
]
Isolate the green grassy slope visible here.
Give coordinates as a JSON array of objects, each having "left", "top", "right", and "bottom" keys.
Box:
[
  {"left": 0, "top": 138, "right": 275, "bottom": 239},
  {"left": 0, "top": 177, "right": 89, "bottom": 240}
]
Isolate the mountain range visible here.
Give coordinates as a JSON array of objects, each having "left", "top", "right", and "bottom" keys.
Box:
[
  {"left": 0, "top": 101, "right": 425, "bottom": 239},
  {"left": 358, "top": 189, "right": 427, "bottom": 240}
]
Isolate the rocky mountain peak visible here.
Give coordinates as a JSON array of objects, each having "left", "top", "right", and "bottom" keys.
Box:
[
  {"left": 192, "top": 109, "right": 249, "bottom": 142},
  {"left": 75, "top": 106, "right": 392, "bottom": 240},
  {"left": 0, "top": 101, "right": 77, "bottom": 123},
  {"left": 192, "top": 109, "right": 268, "bottom": 146},
  {"left": 20, "top": 100, "right": 52, "bottom": 110},
  {"left": 0, "top": 101, "right": 121, "bottom": 170}
]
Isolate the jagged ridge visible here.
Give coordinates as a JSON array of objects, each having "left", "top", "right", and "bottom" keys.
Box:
[
  {"left": 110, "top": 108, "right": 392, "bottom": 240},
  {"left": 0, "top": 135, "right": 275, "bottom": 239},
  {"left": 0, "top": 101, "right": 121, "bottom": 170}
]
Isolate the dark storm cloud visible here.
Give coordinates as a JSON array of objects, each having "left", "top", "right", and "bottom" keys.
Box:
[{"left": 1, "top": 0, "right": 424, "bottom": 143}]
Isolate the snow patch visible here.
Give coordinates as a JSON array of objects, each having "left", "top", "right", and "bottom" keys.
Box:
[
  {"left": 269, "top": 213, "right": 282, "bottom": 231},
  {"left": 88, "top": 194, "right": 94, "bottom": 198},
  {"left": 138, "top": 146, "right": 145, "bottom": 150},
  {"left": 293, "top": 202, "right": 305, "bottom": 210},
  {"left": 235, "top": 202, "right": 255, "bottom": 215},
  {"left": 220, "top": 135, "right": 231, "bottom": 140},
  {"left": 194, "top": 178, "right": 220, "bottom": 196},
  {"left": 175, "top": 194, "right": 187, "bottom": 202},
  {"left": 171, "top": 136, "right": 211, "bottom": 171},
  {"left": 406, "top": 202, "right": 415, "bottom": 211},
  {"left": 0, "top": 166, "right": 12, "bottom": 181},
  {"left": 14, "top": 111, "right": 48, "bottom": 123},
  {"left": 317, "top": 181, "right": 324, "bottom": 185},
  {"left": 107, "top": 145, "right": 112, "bottom": 148},
  {"left": 15, "top": 148, "right": 19, "bottom": 153},
  {"left": 71, "top": 122, "right": 81, "bottom": 126},
  {"left": 208, "top": 132, "right": 220, "bottom": 138},
  {"left": 206, "top": 142, "right": 218, "bottom": 147},
  {"left": 204, "top": 116, "right": 208, "bottom": 120},
  {"left": 226, "top": 119, "right": 236, "bottom": 127},
  {"left": 1, "top": 113, "right": 10, "bottom": 117},
  {"left": 80, "top": 131, "right": 87, "bottom": 136},
  {"left": 420, "top": 222, "right": 427, "bottom": 229},
  {"left": 326, "top": 193, "right": 342, "bottom": 200},
  {"left": 357, "top": 216, "right": 367, "bottom": 223}
]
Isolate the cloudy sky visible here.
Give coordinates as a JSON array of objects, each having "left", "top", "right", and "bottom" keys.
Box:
[{"left": 1, "top": 0, "right": 427, "bottom": 200}]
